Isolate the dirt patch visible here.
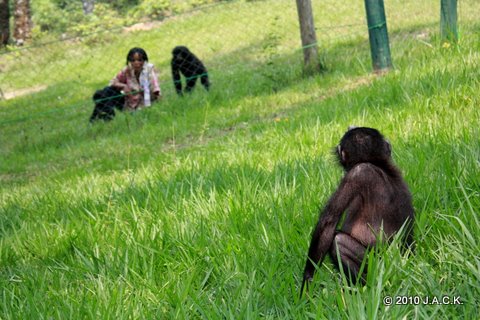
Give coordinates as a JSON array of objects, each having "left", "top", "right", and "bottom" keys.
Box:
[
  {"left": 342, "top": 74, "right": 376, "bottom": 92},
  {"left": 123, "top": 21, "right": 164, "bottom": 33},
  {"left": 0, "top": 85, "right": 48, "bottom": 100},
  {"left": 122, "top": 9, "right": 202, "bottom": 33}
]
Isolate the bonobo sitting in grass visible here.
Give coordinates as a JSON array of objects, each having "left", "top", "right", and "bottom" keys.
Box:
[
  {"left": 300, "top": 127, "right": 414, "bottom": 296},
  {"left": 89, "top": 86, "right": 125, "bottom": 122}
]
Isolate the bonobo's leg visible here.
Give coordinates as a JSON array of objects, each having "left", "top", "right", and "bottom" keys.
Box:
[
  {"left": 90, "top": 108, "right": 99, "bottom": 122},
  {"left": 330, "top": 232, "right": 368, "bottom": 283},
  {"left": 185, "top": 77, "right": 198, "bottom": 93},
  {"left": 200, "top": 74, "right": 210, "bottom": 91}
]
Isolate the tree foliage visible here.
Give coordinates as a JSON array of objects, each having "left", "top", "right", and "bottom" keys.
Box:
[{"left": 28, "top": 0, "right": 225, "bottom": 39}]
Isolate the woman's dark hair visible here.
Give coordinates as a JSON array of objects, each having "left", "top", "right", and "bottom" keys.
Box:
[{"left": 126, "top": 47, "right": 149, "bottom": 65}]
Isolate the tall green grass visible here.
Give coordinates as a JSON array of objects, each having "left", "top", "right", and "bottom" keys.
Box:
[{"left": 1, "top": 0, "right": 479, "bottom": 318}]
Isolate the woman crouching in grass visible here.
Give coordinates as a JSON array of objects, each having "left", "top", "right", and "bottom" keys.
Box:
[{"left": 110, "top": 47, "right": 162, "bottom": 111}]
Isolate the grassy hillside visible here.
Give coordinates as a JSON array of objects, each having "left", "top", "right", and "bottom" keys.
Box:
[{"left": 0, "top": 0, "right": 479, "bottom": 318}]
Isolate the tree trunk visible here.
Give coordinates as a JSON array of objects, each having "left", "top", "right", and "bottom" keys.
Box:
[
  {"left": 0, "top": 0, "right": 9, "bottom": 46},
  {"left": 82, "top": 0, "right": 95, "bottom": 15},
  {"left": 13, "top": 0, "right": 31, "bottom": 46},
  {"left": 295, "top": 0, "right": 322, "bottom": 74}
]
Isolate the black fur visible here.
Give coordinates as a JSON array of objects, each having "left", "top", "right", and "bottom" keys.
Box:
[
  {"left": 89, "top": 86, "right": 125, "bottom": 122},
  {"left": 171, "top": 46, "right": 210, "bottom": 95},
  {"left": 300, "top": 127, "right": 414, "bottom": 296}
]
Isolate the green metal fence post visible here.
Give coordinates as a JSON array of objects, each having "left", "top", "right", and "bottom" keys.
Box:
[
  {"left": 440, "top": 0, "right": 458, "bottom": 44},
  {"left": 364, "top": 0, "right": 392, "bottom": 72}
]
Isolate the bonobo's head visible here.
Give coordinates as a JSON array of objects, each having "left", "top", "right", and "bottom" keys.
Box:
[
  {"left": 93, "top": 89, "right": 109, "bottom": 108},
  {"left": 93, "top": 87, "right": 124, "bottom": 110},
  {"left": 172, "top": 46, "right": 190, "bottom": 61},
  {"left": 336, "top": 127, "right": 392, "bottom": 170}
]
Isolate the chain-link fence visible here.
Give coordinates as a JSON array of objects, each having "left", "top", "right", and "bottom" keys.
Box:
[{"left": 0, "top": 0, "right": 478, "bottom": 127}]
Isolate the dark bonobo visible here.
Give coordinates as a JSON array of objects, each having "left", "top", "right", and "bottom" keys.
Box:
[
  {"left": 171, "top": 46, "right": 210, "bottom": 96},
  {"left": 300, "top": 127, "right": 414, "bottom": 295}
]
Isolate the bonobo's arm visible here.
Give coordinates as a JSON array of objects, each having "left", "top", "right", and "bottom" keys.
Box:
[{"left": 301, "top": 167, "right": 363, "bottom": 291}]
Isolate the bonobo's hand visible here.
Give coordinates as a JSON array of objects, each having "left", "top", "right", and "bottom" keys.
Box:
[
  {"left": 122, "top": 85, "right": 133, "bottom": 95},
  {"left": 303, "top": 261, "right": 315, "bottom": 283},
  {"left": 300, "top": 268, "right": 314, "bottom": 298},
  {"left": 304, "top": 262, "right": 315, "bottom": 277}
]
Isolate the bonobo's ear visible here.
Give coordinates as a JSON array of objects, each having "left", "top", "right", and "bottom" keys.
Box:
[
  {"left": 337, "top": 145, "right": 347, "bottom": 162},
  {"left": 348, "top": 125, "right": 358, "bottom": 131},
  {"left": 385, "top": 139, "right": 392, "bottom": 156}
]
